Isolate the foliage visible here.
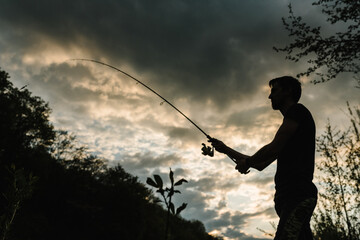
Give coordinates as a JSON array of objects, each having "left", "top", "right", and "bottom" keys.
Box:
[
  {"left": 312, "top": 102, "right": 360, "bottom": 240},
  {"left": 0, "top": 165, "right": 38, "bottom": 240},
  {"left": 0, "top": 68, "right": 55, "bottom": 161},
  {"left": 147, "top": 169, "right": 188, "bottom": 240},
  {"left": 0, "top": 67, "right": 55, "bottom": 239},
  {"left": 274, "top": 0, "right": 360, "bottom": 85},
  {"left": 51, "top": 130, "right": 106, "bottom": 174},
  {"left": 0, "top": 67, "right": 218, "bottom": 240}
]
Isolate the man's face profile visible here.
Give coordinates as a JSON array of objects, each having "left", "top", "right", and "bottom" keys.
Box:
[{"left": 269, "top": 82, "right": 288, "bottom": 110}]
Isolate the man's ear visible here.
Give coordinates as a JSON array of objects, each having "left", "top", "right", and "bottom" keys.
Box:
[{"left": 283, "top": 87, "right": 293, "bottom": 98}]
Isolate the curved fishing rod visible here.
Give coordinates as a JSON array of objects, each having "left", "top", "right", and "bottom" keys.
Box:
[
  {"left": 70, "top": 59, "right": 213, "bottom": 138},
  {"left": 69, "top": 59, "right": 240, "bottom": 162},
  {"left": 72, "top": 58, "right": 209, "bottom": 138}
]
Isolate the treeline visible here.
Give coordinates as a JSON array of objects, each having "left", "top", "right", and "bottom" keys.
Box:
[{"left": 0, "top": 68, "right": 222, "bottom": 240}]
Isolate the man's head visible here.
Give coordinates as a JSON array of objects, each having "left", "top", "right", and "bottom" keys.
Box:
[{"left": 268, "top": 76, "right": 302, "bottom": 110}]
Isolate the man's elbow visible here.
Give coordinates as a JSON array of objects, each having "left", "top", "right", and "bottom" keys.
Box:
[
  {"left": 252, "top": 163, "right": 267, "bottom": 172},
  {"left": 252, "top": 157, "right": 277, "bottom": 172},
  {"left": 267, "top": 142, "right": 281, "bottom": 159}
]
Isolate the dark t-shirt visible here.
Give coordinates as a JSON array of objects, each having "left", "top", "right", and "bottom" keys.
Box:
[{"left": 274, "top": 103, "right": 318, "bottom": 203}]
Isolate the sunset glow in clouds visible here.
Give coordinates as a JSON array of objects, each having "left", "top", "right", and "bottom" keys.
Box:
[{"left": 0, "top": 0, "right": 358, "bottom": 239}]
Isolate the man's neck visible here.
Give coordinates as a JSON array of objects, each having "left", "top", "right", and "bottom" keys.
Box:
[{"left": 280, "top": 101, "right": 296, "bottom": 116}]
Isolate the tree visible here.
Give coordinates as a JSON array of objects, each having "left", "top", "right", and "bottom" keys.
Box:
[
  {"left": 0, "top": 68, "right": 55, "bottom": 165},
  {"left": 0, "top": 68, "right": 55, "bottom": 239},
  {"left": 51, "top": 130, "right": 106, "bottom": 175},
  {"left": 312, "top": 102, "right": 360, "bottom": 240},
  {"left": 274, "top": 0, "right": 360, "bottom": 86}
]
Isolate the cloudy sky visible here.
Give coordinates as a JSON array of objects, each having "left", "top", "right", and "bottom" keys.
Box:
[{"left": 0, "top": 0, "right": 358, "bottom": 239}]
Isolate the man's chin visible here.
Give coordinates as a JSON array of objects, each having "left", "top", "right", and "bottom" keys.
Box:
[{"left": 271, "top": 103, "right": 279, "bottom": 110}]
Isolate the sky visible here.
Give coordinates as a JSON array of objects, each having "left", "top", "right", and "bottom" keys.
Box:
[{"left": 0, "top": 0, "right": 358, "bottom": 239}]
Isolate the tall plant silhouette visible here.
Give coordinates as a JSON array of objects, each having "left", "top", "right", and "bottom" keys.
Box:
[{"left": 147, "top": 168, "right": 188, "bottom": 240}]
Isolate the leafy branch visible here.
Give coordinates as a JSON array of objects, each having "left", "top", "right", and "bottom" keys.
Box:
[{"left": 274, "top": 1, "right": 360, "bottom": 85}]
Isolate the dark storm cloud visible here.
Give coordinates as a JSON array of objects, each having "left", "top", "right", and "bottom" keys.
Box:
[
  {"left": 120, "top": 152, "right": 185, "bottom": 171},
  {"left": 187, "top": 172, "right": 241, "bottom": 192},
  {"left": 246, "top": 174, "right": 274, "bottom": 187},
  {"left": 167, "top": 126, "right": 202, "bottom": 144},
  {"left": 259, "top": 207, "right": 277, "bottom": 219},
  {"left": 0, "top": 0, "right": 295, "bottom": 108},
  {"left": 207, "top": 212, "right": 232, "bottom": 229},
  {"left": 174, "top": 189, "right": 216, "bottom": 219},
  {"left": 206, "top": 210, "right": 272, "bottom": 239},
  {"left": 30, "top": 63, "right": 100, "bottom": 102},
  {"left": 227, "top": 106, "right": 269, "bottom": 125}
]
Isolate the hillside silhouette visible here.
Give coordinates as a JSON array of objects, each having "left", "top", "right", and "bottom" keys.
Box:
[{"left": 0, "top": 68, "right": 222, "bottom": 240}]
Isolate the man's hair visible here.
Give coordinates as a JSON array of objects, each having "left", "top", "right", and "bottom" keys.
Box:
[{"left": 269, "top": 76, "right": 302, "bottom": 102}]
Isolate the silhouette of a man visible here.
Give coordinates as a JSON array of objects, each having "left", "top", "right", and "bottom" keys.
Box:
[{"left": 210, "top": 76, "right": 317, "bottom": 240}]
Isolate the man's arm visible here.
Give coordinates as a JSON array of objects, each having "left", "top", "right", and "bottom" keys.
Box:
[
  {"left": 225, "top": 147, "right": 250, "bottom": 162},
  {"left": 246, "top": 118, "right": 299, "bottom": 171},
  {"left": 209, "top": 139, "right": 250, "bottom": 161},
  {"left": 210, "top": 118, "right": 298, "bottom": 172}
]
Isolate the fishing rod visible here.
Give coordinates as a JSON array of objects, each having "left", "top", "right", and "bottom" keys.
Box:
[{"left": 70, "top": 58, "right": 222, "bottom": 158}]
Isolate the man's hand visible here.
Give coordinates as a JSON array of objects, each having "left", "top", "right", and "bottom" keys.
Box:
[
  {"left": 209, "top": 138, "right": 250, "bottom": 174},
  {"left": 235, "top": 158, "right": 250, "bottom": 174},
  {"left": 208, "top": 138, "right": 228, "bottom": 154}
]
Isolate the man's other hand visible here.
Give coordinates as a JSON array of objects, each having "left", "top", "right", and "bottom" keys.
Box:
[{"left": 235, "top": 158, "right": 250, "bottom": 174}]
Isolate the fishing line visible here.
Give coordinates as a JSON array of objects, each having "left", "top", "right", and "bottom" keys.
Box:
[{"left": 70, "top": 59, "right": 220, "bottom": 158}]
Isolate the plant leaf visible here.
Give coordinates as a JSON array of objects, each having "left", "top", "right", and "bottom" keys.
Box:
[
  {"left": 169, "top": 168, "right": 174, "bottom": 186},
  {"left": 146, "top": 177, "right": 158, "bottom": 188},
  {"left": 156, "top": 189, "right": 164, "bottom": 195},
  {"left": 154, "top": 175, "right": 163, "bottom": 189},
  {"left": 176, "top": 203, "right": 187, "bottom": 215},
  {"left": 170, "top": 202, "right": 175, "bottom": 215},
  {"left": 174, "top": 178, "right": 188, "bottom": 186}
]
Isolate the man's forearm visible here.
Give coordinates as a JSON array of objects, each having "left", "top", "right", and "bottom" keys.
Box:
[
  {"left": 247, "top": 144, "right": 277, "bottom": 171},
  {"left": 224, "top": 146, "right": 249, "bottom": 161}
]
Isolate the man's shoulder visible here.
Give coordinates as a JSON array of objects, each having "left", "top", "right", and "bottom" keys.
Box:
[
  {"left": 285, "top": 103, "right": 314, "bottom": 123},
  {"left": 290, "top": 103, "right": 309, "bottom": 112},
  {"left": 285, "top": 103, "right": 304, "bottom": 116}
]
